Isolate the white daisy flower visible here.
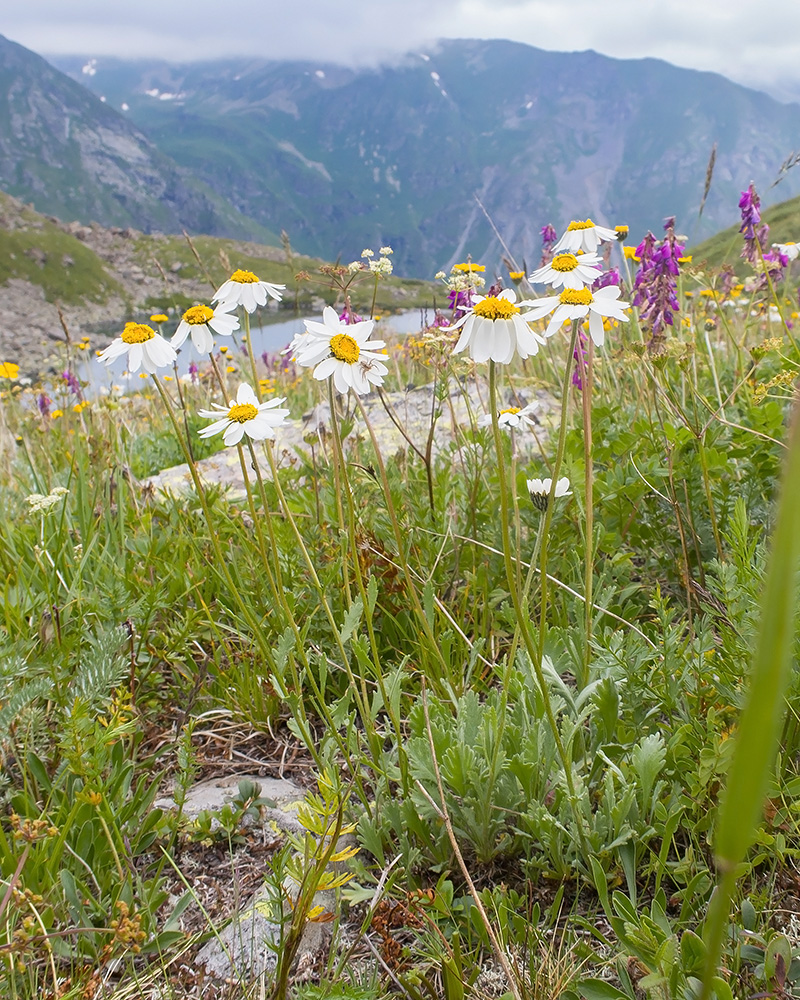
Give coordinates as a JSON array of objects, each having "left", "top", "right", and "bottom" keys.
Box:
[
  {"left": 213, "top": 269, "right": 286, "bottom": 314},
  {"left": 774, "top": 242, "right": 800, "bottom": 261},
  {"left": 295, "top": 306, "right": 388, "bottom": 395},
  {"left": 525, "top": 286, "right": 629, "bottom": 347},
  {"left": 444, "top": 289, "right": 545, "bottom": 364},
  {"left": 478, "top": 402, "right": 538, "bottom": 430},
  {"left": 528, "top": 250, "right": 604, "bottom": 290},
  {"left": 552, "top": 219, "right": 618, "bottom": 254},
  {"left": 97, "top": 322, "right": 177, "bottom": 374},
  {"left": 527, "top": 476, "right": 572, "bottom": 512},
  {"left": 172, "top": 301, "right": 240, "bottom": 354},
  {"left": 197, "top": 383, "right": 289, "bottom": 447}
]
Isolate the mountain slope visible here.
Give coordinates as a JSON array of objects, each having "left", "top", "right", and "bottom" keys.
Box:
[
  {"left": 49, "top": 40, "right": 800, "bottom": 276},
  {"left": 0, "top": 34, "right": 276, "bottom": 242}
]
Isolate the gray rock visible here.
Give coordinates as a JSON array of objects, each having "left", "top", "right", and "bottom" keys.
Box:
[
  {"left": 195, "top": 883, "right": 333, "bottom": 982},
  {"left": 145, "top": 380, "right": 557, "bottom": 496},
  {"left": 154, "top": 773, "right": 305, "bottom": 828}
]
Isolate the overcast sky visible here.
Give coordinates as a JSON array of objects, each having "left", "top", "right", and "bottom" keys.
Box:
[{"left": 4, "top": 1, "right": 800, "bottom": 102}]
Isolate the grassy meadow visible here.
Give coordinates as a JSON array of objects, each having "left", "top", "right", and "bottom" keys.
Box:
[{"left": 1, "top": 219, "right": 800, "bottom": 1000}]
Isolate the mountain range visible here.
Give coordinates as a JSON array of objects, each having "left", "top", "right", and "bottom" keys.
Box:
[
  {"left": 0, "top": 34, "right": 274, "bottom": 243},
  {"left": 4, "top": 33, "right": 800, "bottom": 276}
]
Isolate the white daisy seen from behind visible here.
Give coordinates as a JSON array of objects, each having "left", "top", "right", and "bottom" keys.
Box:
[
  {"left": 213, "top": 269, "right": 286, "bottom": 314},
  {"left": 527, "top": 476, "right": 572, "bottom": 512},
  {"left": 295, "top": 306, "right": 388, "bottom": 395},
  {"left": 172, "top": 301, "right": 240, "bottom": 355},
  {"left": 197, "top": 383, "right": 290, "bottom": 446},
  {"left": 97, "top": 322, "right": 177, "bottom": 374},
  {"left": 444, "top": 288, "right": 544, "bottom": 364}
]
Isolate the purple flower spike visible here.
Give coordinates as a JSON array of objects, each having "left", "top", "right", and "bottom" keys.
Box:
[
  {"left": 540, "top": 223, "right": 558, "bottom": 267},
  {"left": 38, "top": 393, "right": 52, "bottom": 416},
  {"left": 62, "top": 369, "right": 81, "bottom": 395},
  {"left": 632, "top": 219, "right": 684, "bottom": 351},
  {"left": 592, "top": 268, "right": 621, "bottom": 291}
]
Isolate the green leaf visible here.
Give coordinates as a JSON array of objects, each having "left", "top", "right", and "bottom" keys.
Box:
[
  {"left": 339, "top": 597, "right": 364, "bottom": 645},
  {"left": 703, "top": 407, "right": 800, "bottom": 997}
]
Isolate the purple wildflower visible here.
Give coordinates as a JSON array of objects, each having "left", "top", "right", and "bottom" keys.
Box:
[
  {"left": 632, "top": 220, "right": 685, "bottom": 351},
  {"left": 448, "top": 287, "right": 474, "bottom": 323},
  {"left": 338, "top": 305, "right": 363, "bottom": 325},
  {"left": 188, "top": 360, "right": 199, "bottom": 384},
  {"left": 738, "top": 184, "right": 761, "bottom": 240},
  {"left": 37, "top": 393, "right": 51, "bottom": 416},
  {"left": 61, "top": 369, "right": 81, "bottom": 396},
  {"left": 592, "top": 267, "right": 621, "bottom": 291},
  {"left": 540, "top": 223, "right": 557, "bottom": 266},
  {"left": 738, "top": 183, "right": 787, "bottom": 286}
]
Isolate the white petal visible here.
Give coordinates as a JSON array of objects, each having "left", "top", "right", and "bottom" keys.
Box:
[
  {"left": 491, "top": 319, "right": 512, "bottom": 363},
  {"left": 472, "top": 317, "right": 494, "bottom": 363},
  {"left": 313, "top": 356, "right": 339, "bottom": 380},
  {"left": 223, "top": 422, "right": 245, "bottom": 446}
]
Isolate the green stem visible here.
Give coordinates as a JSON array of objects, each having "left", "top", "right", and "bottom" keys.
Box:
[
  {"left": 327, "top": 379, "right": 353, "bottom": 606},
  {"left": 353, "top": 394, "right": 450, "bottom": 683},
  {"left": 536, "top": 323, "right": 579, "bottom": 669},
  {"left": 244, "top": 311, "right": 261, "bottom": 399},
  {"left": 151, "top": 375, "right": 276, "bottom": 668},
  {"left": 581, "top": 336, "right": 594, "bottom": 688},
  {"left": 489, "top": 342, "right": 590, "bottom": 869}
]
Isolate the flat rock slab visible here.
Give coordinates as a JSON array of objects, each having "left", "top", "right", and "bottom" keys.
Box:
[
  {"left": 194, "top": 883, "right": 333, "bottom": 982},
  {"left": 146, "top": 381, "right": 557, "bottom": 495},
  {"left": 155, "top": 774, "right": 306, "bottom": 836}
]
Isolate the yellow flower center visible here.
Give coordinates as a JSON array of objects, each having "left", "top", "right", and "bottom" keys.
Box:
[
  {"left": 150, "top": 313, "right": 169, "bottom": 323},
  {"left": 230, "top": 269, "right": 260, "bottom": 284},
  {"left": 509, "top": 271, "right": 525, "bottom": 281},
  {"left": 227, "top": 402, "right": 259, "bottom": 423},
  {"left": 615, "top": 225, "right": 629, "bottom": 235},
  {"left": 121, "top": 323, "right": 156, "bottom": 344},
  {"left": 330, "top": 333, "right": 360, "bottom": 364},
  {"left": 559, "top": 288, "right": 594, "bottom": 305},
  {"left": 566, "top": 219, "right": 595, "bottom": 231},
  {"left": 499, "top": 407, "right": 520, "bottom": 416},
  {"left": 551, "top": 253, "right": 579, "bottom": 272},
  {"left": 473, "top": 296, "right": 520, "bottom": 320},
  {"left": 183, "top": 304, "right": 214, "bottom": 325}
]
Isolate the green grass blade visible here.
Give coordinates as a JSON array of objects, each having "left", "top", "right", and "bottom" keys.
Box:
[{"left": 701, "top": 405, "right": 800, "bottom": 997}]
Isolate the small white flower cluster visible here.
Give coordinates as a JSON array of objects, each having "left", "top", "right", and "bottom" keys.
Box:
[
  {"left": 26, "top": 486, "right": 69, "bottom": 514},
  {"left": 437, "top": 263, "right": 487, "bottom": 292},
  {"left": 358, "top": 246, "right": 394, "bottom": 276}
]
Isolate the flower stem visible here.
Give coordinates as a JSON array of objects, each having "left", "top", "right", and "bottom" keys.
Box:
[
  {"left": 327, "top": 379, "right": 354, "bottom": 606},
  {"left": 150, "top": 374, "right": 276, "bottom": 669},
  {"left": 244, "top": 311, "right": 261, "bottom": 399},
  {"left": 488, "top": 345, "right": 590, "bottom": 868},
  {"left": 581, "top": 337, "right": 594, "bottom": 688},
  {"left": 353, "top": 394, "right": 450, "bottom": 683}
]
